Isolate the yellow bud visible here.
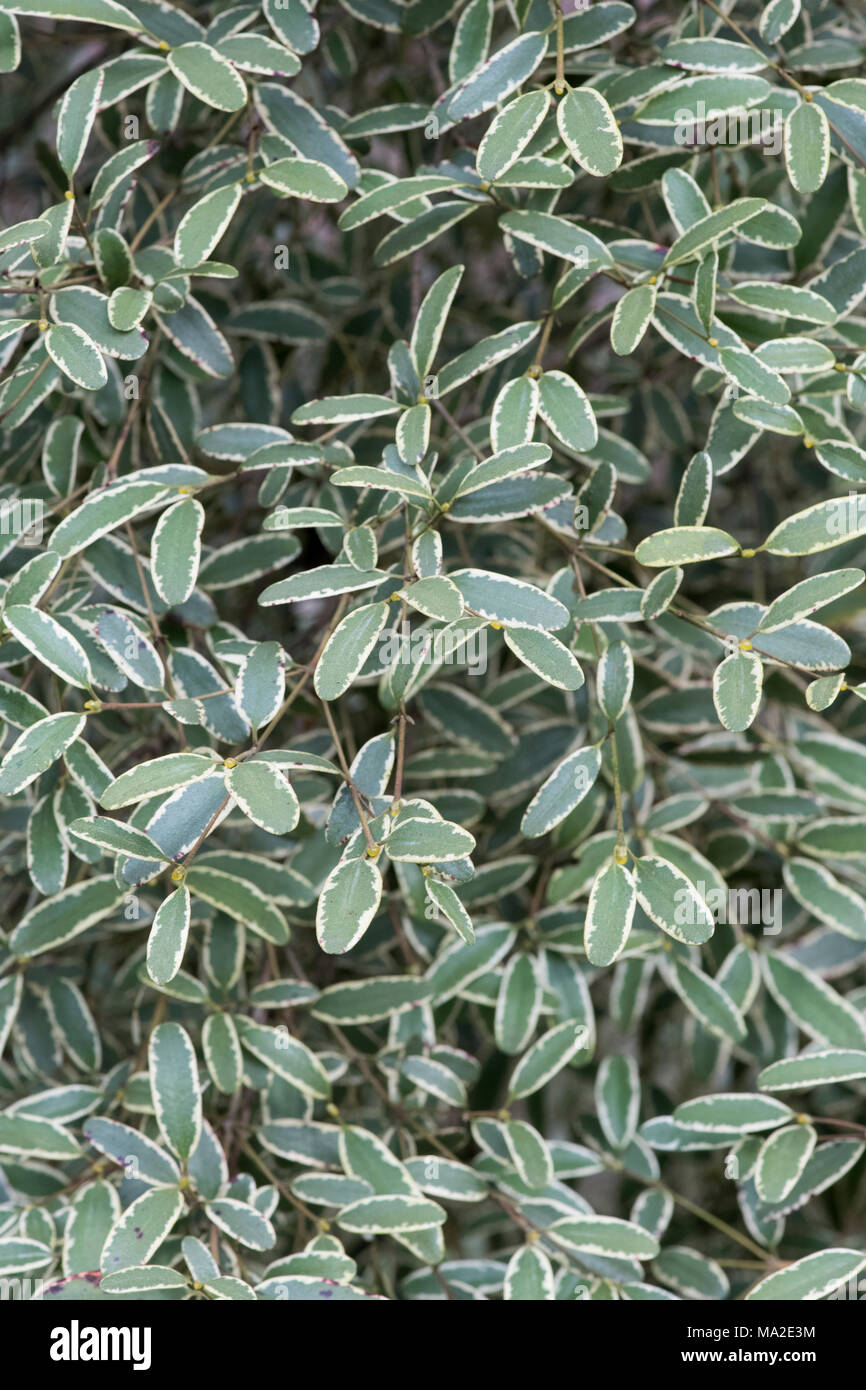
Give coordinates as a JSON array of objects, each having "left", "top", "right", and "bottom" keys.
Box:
[
  {"left": 497, "top": 1107, "right": 511, "bottom": 1122},
  {"left": 417, "top": 395, "right": 428, "bottom": 405},
  {"left": 366, "top": 844, "right": 381, "bottom": 857},
  {"left": 614, "top": 845, "right": 629, "bottom": 865},
  {"left": 648, "top": 275, "right": 657, "bottom": 285},
  {"left": 526, "top": 1229, "right": 541, "bottom": 1244},
  {"left": 223, "top": 757, "right": 237, "bottom": 769},
  {"left": 193, "top": 1281, "right": 204, "bottom": 1291},
  {"left": 439, "top": 501, "right": 451, "bottom": 512},
  {"left": 158, "top": 39, "right": 170, "bottom": 49},
  {"left": 170, "top": 867, "right": 186, "bottom": 883},
  {"left": 176, "top": 484, "right": 195, "bottom": 494},
  {"left": 64, "top": 189, "right": 74, "bottom": 201},
  {"left": 834, "top": 362, "right": 846, "bottom": 371},
  {"left": 739, "top": 639, "right": 753, "bottom": 651},
  {"left": 804, "top": 91, "right": 813, "bottom": 102},
  {"left": 317, "top": 1219, "right": 331, "bottom": 1233},
  {"left": 526, "top": 364, "right": 542, "bottom": 379},
  {"left": 390, "top": 591, "right": 403, "bottom": 602},
  {"left": 244, "top": 171, "right": 256, "bottom": 184},
  {"left": 796, "top": 1112, "right": 811, "bottom": 1124},
  {"left": 840, "top": 682, "right": 849, "bottom": 691},
  {"left": 479, "top": 181, "right": 490, "bottom": 192},
  {"left": 326, "top": 1102, "right": 340, "bottom": 1119},
  {"left": 708, "top": 337, "right": 719, "bottom": 348},
  {"left": 490, "top": 620, "right": 502, "bottom": 630},
  {"left": 83, "top": 699, "right": 102, "bottom": 712},
  {"left": 740, "top": 547, "right": 756, "bottom": 558},
  {"left": 804, "top": 436, "right": 814, "bottom": 448},
  {"left": 38, "top": 319, "right": 48, "bottom": 332}
]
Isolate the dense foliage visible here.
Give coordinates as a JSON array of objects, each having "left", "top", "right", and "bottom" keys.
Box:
[{"left": 0, "top": 0, "right": 865, "bottom": 1304}]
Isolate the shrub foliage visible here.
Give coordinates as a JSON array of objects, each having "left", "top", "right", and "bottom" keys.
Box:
[{"left": 0, "top": 0, "right": 865, "bottom": 1303}]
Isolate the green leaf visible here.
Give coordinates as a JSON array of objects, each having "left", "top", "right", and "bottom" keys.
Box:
[
  {"left": 205, "top": 1197, "right": 275, "bottom": 1251},
  {"left": 0, "top": 712, "right": 84, "bottom": 796},
  {"left": 782, "top": 858, "right": 866, "bottom": 941},
  {"left": 312, "top": 976, "right": 430, "bottom": 1025},
  {"left": 755, "top": 1123, "right": 816, "bottom": 1203},
  {"left": 634, "top": 855, "right": 715, "bottom": 944},
  {"left": 101, "top": 1188, "right": 185, "bottom": 1273},
  {"left": 719, "top": 346, "right": 790, "bottom": 405},
  {"left": 316, "top": 856, "right": 383, "bottom": 954},
  {"left": 202, "top": 1012, "right": 242, "bottom": 1095},
  {"left": 785, "top": 100, "right": 830, "bottom": 194},
  {"left": 226, "top": 759, "right": 299, "bottom": 835},
  {"left": 314, "top": 602, "right": 390, "bottom": 700},
  {"left": 635, "top": 526, "right": 739, "bottom": 567},
  {"left": 10, "top": 877, "right": 125, "bottom": 957},
  {"left": 764, "top": 495, "right": 866, "bottom": 556},
  {"left": 167, "top": 42, "right": 247, "bottom": 112},
  {"left": 585, "top": 860, "right": 636, "bottom": 966},
  {"left": 760, "top": 569, "right": 864, "bottom": 632},
  {"left": 663, "top": 198, "right": 766, "bottom": 266},
  {"left": 151, "top": 497, "right": 204, "bottom": 606},
  {"left": 537, "top": 369, "right": 598, "bottom": 451},
  {"left": 598, "top": 640, "right": 633, "bottom": 721},
  {"left": 260, "top": 156, "right": 347, "bottom": 203},
  {"left": 100, "top": 752, "right": 215, "bottom": 809},
  {"left": 550, "top": 1215, "right": 659, "bottom": 1261},
  {"left": 174, "top": 183, "right": 241, "bottom": 267},
  {"left": 68, "top": 815, "right": 167, "bottom": 861},
  {"left": 185, "top": 865, "right": 289, "bottom": 944},
  {"left": 0, "top": 1113, "right": 81, "bottom": 1159},
  {"left": 149, "top": 1021, "right": 201, "bottom": 1163},
  {"left": 293, "top": 396, "right": 401, "bottom": 426},
  {"left": 746, "top": 1249, "right": 866, "bottom": 1302},
  {"left": 108, "top": 286, "right": 151, "bottom": 331},
  {"left": 712, "top": 649, "right": 762, "bottom": 732},
  {"left": 410, "top": 265, "right": 463, "bottom": 377},
  {"left": 236, "top": 642, "right": 285, "bottom": 731},
  {"left": 451, "top": 568, "right": 568, "bottom": 631},
  {"left": 147, "top": 887, "right": 191, "bottom": 985},
  {"left": 386, "top": 815, "right": 475, "bottom": 862},
  {"left": 478, "top": 89, "right": 550, "bottom": 182},
  {"left": 504, "top": 1244, "right": 554, "bottom": 1300},
  {"left": 673, "top": 1093, "right": 793, "bottom": 1134},
  {"left": 102, "top": 1265, "right": 188, "bottom": 1294},
  {"left": 50, "top": 480, "right": 171, "bottom": 558},
  {"left": 727, "top": 281, "right": 835, "bottom": 324},
  {"left": 521, "top": 746, "right": 602, "bottom": 838},
  {"left": 557, "top": 87, "right": 622, "bottom": 177},
  {"left": 447, "top": 31, "right": 547, "bottom": 123},
  {"left": 337, "top": 1194, "right": 446, "bottom": 1234},
  {"left": 610, "top": 282, "right": 656, "bottom": 356},
  {"left": 237, "top": 1018, "right": 330, "bottom": 1099},
  {"left": 503, "top": 627, "right": 584, "bottom": 691},
  {"left": 508, "top": 1021, "right": 589, "bottom": 1101},
  {"left": 57, "top": 67, "right": 103, "bottom": 177},
  {"left": 758, "top": 1049, "right": 866, "bottom": 1092},
  {"left": 662, "top": 956, "right": 746, "bottom": 1044},
  {"left": 45, "top": 322, "right": 106, "bottom": 390},
  {"left": 760, "top": 0, "right": 801, "bottom": 44},
  {"left": 499, "top": 209, "right": 613, "bottom": 269}
]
